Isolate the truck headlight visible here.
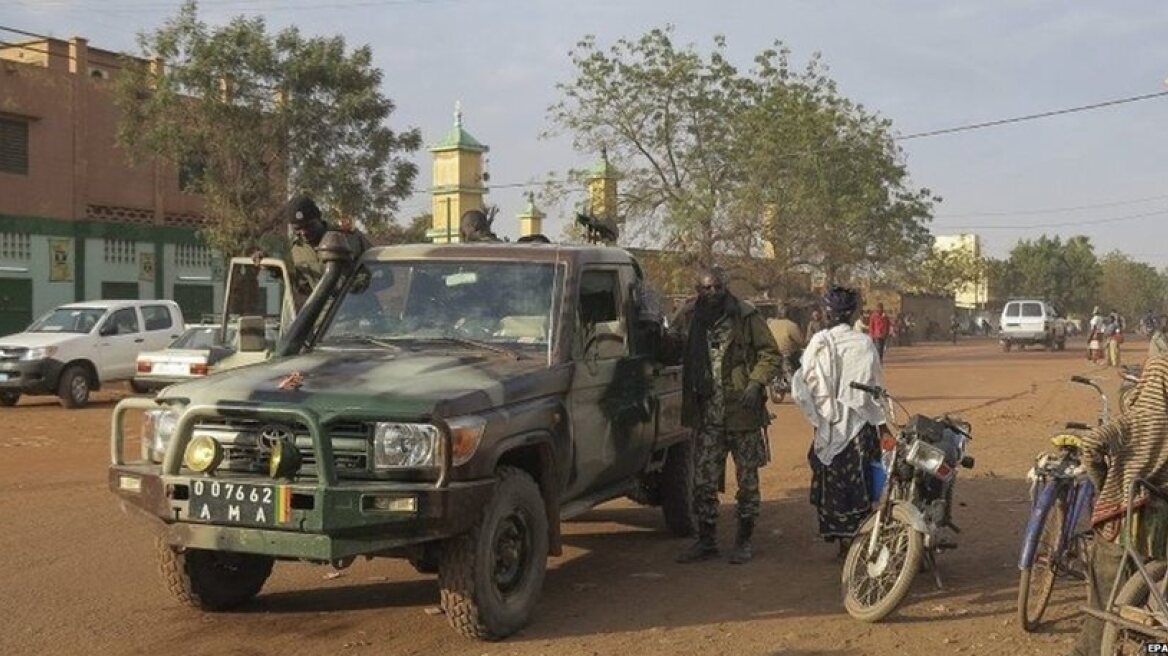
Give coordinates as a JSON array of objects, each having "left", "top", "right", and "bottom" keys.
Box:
[
  {"left": 144, "top": 408, "right": 179, "bottom": 462},
  {"left": 373, "top": 423, "right": 439, "bottom": 469},
  {"left": 21, "top": 346, "right": 57, "bottom": 361}
]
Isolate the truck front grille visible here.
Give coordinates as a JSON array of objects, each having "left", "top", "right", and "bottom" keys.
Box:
[{"left": 189, "top": 416, "right": 371, "bottom": 475}]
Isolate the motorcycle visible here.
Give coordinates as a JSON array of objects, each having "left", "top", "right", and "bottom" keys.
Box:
[
  {"left": 767, "top": 352, "right": 800, "bottom": 404},
  {"left": 841, "top": 382, "right": 976, "bottom": 622}
]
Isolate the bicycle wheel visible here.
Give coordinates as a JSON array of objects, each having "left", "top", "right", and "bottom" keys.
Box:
[
  {"left": 1017, "top": 497, "right": 1066, "bottom": 632},
  {"left": 1100, "top": 561, "right": 1168, "bottom": 654}
]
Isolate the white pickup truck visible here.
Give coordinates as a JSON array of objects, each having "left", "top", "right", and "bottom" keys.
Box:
[
  {"left": 0, "top": 299, "right": 183, "bottom": 408},
  {"left": 999, "top": 299, "right": 1068, "bottom": 352}
]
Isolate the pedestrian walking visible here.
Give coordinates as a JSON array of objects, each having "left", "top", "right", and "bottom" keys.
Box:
[
  {"left": 1106, "top": 312, "right": 1124, "bottom": 367},
  {"left": 672, "top": 268, "right": 781, "bottom": 565},
  {"left": 1087, "top": 306, "right": 1104, "bottom": 364},
  {"left": 868, "top": 303, "right": 892, "bottom": 361},
  {"left": 792, "top": 287, "right": 888, "bottom": 558}
]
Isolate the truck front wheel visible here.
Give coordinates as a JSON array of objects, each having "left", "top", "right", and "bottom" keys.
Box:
[
  {"left": 659, "top": 438, "right": 696, "bottom": 537},
  {"left": 439, "top": 466, "right": 548, "bottom": 640},
  {"left": 0, "top": 391, "right": 19, "bottom": 406},
  {"left": 156, "top": 535, "right": 274, "bottom": 611}
]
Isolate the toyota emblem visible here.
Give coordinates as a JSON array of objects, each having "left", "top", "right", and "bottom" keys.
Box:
[{"left": 257, "top": 423, "right": 295, "bottom": 452}]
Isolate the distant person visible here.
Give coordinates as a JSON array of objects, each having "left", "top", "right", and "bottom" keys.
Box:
[
  {"left": 1106, "top": 312, "right": 1124, "bottom": 368},
  {"left": 979, "top": 316, "right": 992, "bottom": 336},
  {"left": 766, "top": 302, "right": 806, "bottom": 400},
  {"left": 459, "top": 209, "right": 501, "bottom": 242},
  {"left": 868, "top": 303, "right": 892, "bottom": 361},
  {"left": 806, "top": 309, "right": 825, "bottom": 337},
  {"left": 1150, "top": 316, "right": 1168, "bottom": 360},
  {"left": 950, "top": 315, "right": 961, "bottom": 345},
  {"left": 853, "top": 309, "right": 870, "bottom": 335},
  {"left": 1087, "top": 306, "right": 1105, "bottom": 364}
]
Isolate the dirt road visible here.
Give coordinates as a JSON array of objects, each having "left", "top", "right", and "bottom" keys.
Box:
[{"left": 0, "top": 339, "right": 1131, "bottom": 655}]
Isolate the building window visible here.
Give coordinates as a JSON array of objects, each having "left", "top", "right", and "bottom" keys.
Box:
[
  {"left": 0, "top": 232, "right": 31, "bottom": 260},
  {"left": 103, "top": 238, "right": 137, "bottom": 265},
  {"left": 0, "top": 118, "right": 30, "bottom": 175},
  {"left": 175, "top": 243, "right": 212, "bottom": 269}
]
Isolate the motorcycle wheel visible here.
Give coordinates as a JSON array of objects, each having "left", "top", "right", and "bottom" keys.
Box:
[
  {"left": 1100, "top": 561, "right": 1168, "bottom": 655},
  {"left": 841, "top": 504, "right": 925, "bottom": 622},
  {"left": 1017, "top": 498, "right": 1066, "bottom": 632}
]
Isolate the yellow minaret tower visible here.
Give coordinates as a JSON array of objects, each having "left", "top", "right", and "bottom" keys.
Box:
[
  {"left": 517, "top": 191, "right": 544, "bottom": 238},
  {"left": 429, "top": 102, "right": 489, "bottom": 243},
  {"left": 586, "top": 148, "right": 619, "bottom": 225}
]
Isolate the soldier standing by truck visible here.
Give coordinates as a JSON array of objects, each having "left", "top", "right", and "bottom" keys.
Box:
[{"left": 672, "top": 268, "right": 780, "bottom": 565}]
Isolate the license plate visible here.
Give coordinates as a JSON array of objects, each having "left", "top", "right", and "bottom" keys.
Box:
[
  {"left": 189, "top": 480, "right": 290, "bottom": 526},
  {"left": 153, "top": 362, "right": 190, "bottom": 376}
]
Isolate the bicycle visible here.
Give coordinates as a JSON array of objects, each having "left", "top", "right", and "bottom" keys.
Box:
[
  {"left": 1016, "top": 374, "right": 1105, "bottom": 632},
  {"left": 1089, "top": 478, "right": 1168, "bottom": 653}
]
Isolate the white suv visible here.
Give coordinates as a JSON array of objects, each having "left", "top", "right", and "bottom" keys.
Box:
[
  {"left": 0, "top": 300, "right": 183, "bottom": 408},
  {"left": 999, "top": 299, "right": 1068, "bottom": 352}
]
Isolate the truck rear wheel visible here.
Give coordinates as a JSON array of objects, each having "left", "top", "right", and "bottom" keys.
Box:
[
  {"left": 156, "top": 535, "right": 274, "bottom": 611},
  {"left": 0, "top": 391, "right": 19, "bottom": 407},
  {"left": 439, "top": 466, "right": 548, "bottom": 640},
  {"left": 659, "top": 438, "right": 696, "bottom": 537}
]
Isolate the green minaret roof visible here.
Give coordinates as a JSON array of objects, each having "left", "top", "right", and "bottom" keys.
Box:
[
  {"left": 588, "top": 148, "right": 618, "bottom": 178},
  {"left": 430, "top": 102, "right": 489, "bottom": 153}
]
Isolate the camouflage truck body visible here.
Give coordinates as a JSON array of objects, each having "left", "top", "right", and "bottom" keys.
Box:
[{"left": 109, "top": 241, "right": 692, "bottom": 639}]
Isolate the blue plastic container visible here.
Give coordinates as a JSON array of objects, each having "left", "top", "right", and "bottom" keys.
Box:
[{"left": 867, "top": 460, "right": 887, "bottom": 501}]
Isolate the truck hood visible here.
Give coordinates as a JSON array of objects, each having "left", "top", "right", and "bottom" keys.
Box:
[
  {"left": 157, "top": 349, "right": 569, "bottom": 420},
  {"left": 0, "top": 332, "right": 88, "bottom": 350}
]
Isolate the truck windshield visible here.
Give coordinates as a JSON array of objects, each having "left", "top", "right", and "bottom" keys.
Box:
[
  {"left": 28, "top": 308, "right": 107, "bottom": 334},
  {"left": 321, "top": 260, "right": 559, "bottom": 350}
]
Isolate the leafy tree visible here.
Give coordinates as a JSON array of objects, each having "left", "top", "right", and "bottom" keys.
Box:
[
  {"left": 368, "top": 212, "right": 431, "bottom": 245},
  {"left": 545, "top": 28, "right": 746, "bottom": 266},
  {"left": 115, "top": 1, "right": 420, "bottom": 257},
  {"left": 730, "top": 48, "right": 935, "bottom": 285},
  {"left": 901, "top": 245, "right": 985, "bottom": 296},
  {"left": 1098, "top": 251, "right": 1167, "bottom": 322},
  {"left": 996, "top": 235, "right": 1100, "bottom": 315},
  {"left": 547, "top": 28, "right": 935, "bottom": 287}
]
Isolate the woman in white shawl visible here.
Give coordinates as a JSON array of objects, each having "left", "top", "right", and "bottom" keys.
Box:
[{"left": 793, "top": 287, "right": 887, "bottom": 556}]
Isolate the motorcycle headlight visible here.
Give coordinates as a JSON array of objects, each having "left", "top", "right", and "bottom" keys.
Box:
[
  {"left": 144, "top": 408, "right": 179, "bottom": 462},
  {"left": 905, "top": 439, "right": 951, "bottom": 479},
  {"left": 373, "top": 423, "right": 439, "bottom": 469},
  {"left": 21, "top": 346, "right": 57, "bottom": 361}
]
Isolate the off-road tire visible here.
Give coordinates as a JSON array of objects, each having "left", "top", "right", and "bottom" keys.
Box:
[
  {"left": 659, "top": 438, "right": 696, "bottom": 537},
  {"left": 129, "top": 379, "right": 152, "bottom": 395},
  {"left": 155, "top": 535, "right": 274, "bottom": 610},
  {"left": 1017, "top": 498, "right": 1065, "bottom": 631},
  {"left": 438, "top": 466, "right": 548, "bottom": 640},
  {"left": 842, "top": 504, "right": 925, "bottom": 622},
  {"left": 58, "top": 365, "right": 90, "bottom": 409},
  {"left": 627, "top": 472, "right": 661, "bottom": 506},
  {"left": 1100, "top": 561, "right": 1168, "bottom": 654},
  {"left": 0, "top": 391, "right": 19, "bottom": 407}
]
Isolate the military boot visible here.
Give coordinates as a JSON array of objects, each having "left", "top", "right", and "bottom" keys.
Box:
[
  {"left": 728, "top": 519, "right": 755, "bottom": 564},
  {"left": 676, "top": 522, "right": 719, "bottom": 563}
]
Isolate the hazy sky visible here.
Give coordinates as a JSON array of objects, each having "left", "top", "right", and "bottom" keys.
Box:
[{"left": 4, "top": 0, "right": 1168, "bottom": 264}]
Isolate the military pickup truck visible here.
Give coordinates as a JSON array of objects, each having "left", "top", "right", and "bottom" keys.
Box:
[{"left": 109, "top": 236, "right": 693, "bottom": 640}]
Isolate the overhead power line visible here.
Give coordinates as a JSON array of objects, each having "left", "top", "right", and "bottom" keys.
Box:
[
  {"left": 942, "top": 208, "right": 1166, "bottom": 231},
  {"left": 897, "top": 91, "right": 1168, "bottom": 140},
  {"left": 934, "top": 193, "right": 1168, "bottom": 219}
]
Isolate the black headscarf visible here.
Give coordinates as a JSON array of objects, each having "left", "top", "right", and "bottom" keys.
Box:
[{"left": 823, "top": 286, "right": 859, "bottom": 325}]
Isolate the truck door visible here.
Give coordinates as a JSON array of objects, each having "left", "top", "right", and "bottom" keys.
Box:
[
  {"left": 567, "top": 266, "right": 649, "bottom": 496},
  {"left": 1020, "top": 301, "right": 1044, "bottom": 336},
  {"left": 96, "top": 307, "right": 144, "bottom": 381}
]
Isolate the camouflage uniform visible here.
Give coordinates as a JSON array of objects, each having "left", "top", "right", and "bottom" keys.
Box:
[
  {"left": 287, "top": 227, "right": 372, "bottom": 307},
  {"left": 693, "top": 316, "right": 770, "bottom": 525}
]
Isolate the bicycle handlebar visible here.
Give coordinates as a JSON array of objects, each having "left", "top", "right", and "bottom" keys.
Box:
[
  {"left": 849, "top": 381, "right": 883, "bottom": 396},
  {"left": 1070, "top": 375, "right": 1093, "bottom": 386}
]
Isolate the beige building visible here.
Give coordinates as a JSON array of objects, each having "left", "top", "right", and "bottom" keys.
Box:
[
  {"left": 934, "top": 233, "right": 988, "bottom": 310},
  {"left": 0, "top": 35, "right": 218, "bottom": 334}
]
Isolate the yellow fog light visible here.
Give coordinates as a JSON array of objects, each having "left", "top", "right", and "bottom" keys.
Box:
[
  {"left": 269, "top": 437, "right": 302, "bottom": 480},
  {"left": 184, "top": 436, "right": 224, "bottom": 473}
]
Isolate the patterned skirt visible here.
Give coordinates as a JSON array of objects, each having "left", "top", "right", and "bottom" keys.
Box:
[{"left": 808, "top": 425, "right": 880, "bottom": 541}]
